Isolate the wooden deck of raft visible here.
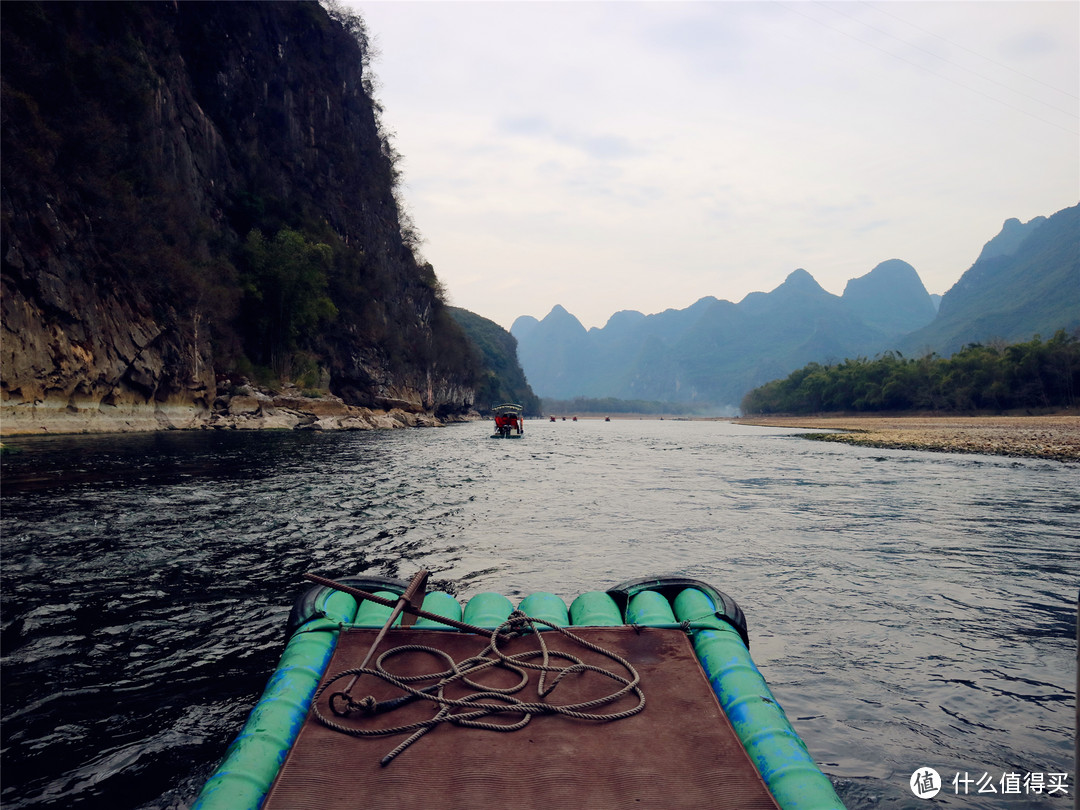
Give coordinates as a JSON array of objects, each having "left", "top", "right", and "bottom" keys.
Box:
[{"left": 262, "top": 625, "right": 781, "bottom": 810}]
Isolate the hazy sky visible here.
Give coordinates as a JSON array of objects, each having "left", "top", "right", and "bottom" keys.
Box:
[{"left": 351, "top": 1, "right": 1079, "bottom": 331}]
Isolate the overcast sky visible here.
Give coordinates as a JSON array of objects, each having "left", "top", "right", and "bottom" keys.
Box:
[{"left": 351, "top": 1, "right": 1079, "bottom": 331}]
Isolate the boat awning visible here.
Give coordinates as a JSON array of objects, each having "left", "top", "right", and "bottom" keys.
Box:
[{"left": 261, "top": 626, "right": 781, "bottom": 809}]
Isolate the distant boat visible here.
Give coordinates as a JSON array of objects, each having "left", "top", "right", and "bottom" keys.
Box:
[{"left": 491, "top": 404, "right": 525, "bottom": 438}]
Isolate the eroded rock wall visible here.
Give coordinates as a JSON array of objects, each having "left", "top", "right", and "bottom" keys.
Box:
[{"left": 1, "top": 1, "right": 476, "bottom": 435}]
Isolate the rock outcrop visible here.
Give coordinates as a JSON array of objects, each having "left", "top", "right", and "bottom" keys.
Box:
[
  {"left": 0, "top": 379, "right": 472, "bottom": 435},
  {"left": 1, "top": 1, "right": 478, "bottom": 435}
]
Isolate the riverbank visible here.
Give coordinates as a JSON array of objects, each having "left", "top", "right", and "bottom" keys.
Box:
[
  {"left": 732, "top": 414, "right": 1080, "bottom": 462},
  {"left": 0, "top": 384, "right": 475, "bottom": 436}
]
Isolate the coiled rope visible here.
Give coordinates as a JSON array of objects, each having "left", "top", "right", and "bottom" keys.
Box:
[{"left": 312, "top": 610, "right": 645, "bottom": 766}]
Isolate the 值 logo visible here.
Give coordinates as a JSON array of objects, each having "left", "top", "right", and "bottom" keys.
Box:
[{"left": 911, "top": 768, "right": 942, "bottom": 798}]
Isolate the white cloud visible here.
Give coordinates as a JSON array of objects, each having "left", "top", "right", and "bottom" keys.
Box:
[{"left": 354, "top": 1, "right": 1079, "bottom": 330}]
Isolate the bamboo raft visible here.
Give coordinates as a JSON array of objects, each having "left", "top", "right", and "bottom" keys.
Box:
[{"left": 192, "top": 573, "right": 844, "bottom": 809}]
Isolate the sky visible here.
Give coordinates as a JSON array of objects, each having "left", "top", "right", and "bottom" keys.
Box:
[{"left": 350, "top": 1, "right": 1079, "bottom": 331}]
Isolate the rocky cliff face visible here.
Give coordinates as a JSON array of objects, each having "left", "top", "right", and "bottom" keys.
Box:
[{"left": 1, "top": 1, "right": 476, "bottom": 434}]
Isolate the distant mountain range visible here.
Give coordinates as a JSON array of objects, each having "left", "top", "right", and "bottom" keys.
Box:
[{"left": 511, "top": 203, "right": 1079, "bottom": 411}]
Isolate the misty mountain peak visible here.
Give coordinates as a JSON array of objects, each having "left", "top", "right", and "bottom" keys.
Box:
[
  {"left": 976, "top": 215, "right": 1048, "bottom": 263},
  {"left": 542, "top": 304, "right": 587, "bottom": 332},
  {"left": 773, "top": 268, "right": 831, "bottom": 300},
  {"left": 602, "top": 309, "right": 647, "bottom": 332},
  {"left": 842, "top": 259, "right": 925, "bottom": 299},
  {"left": 842, "top": 259, "right": 935, "bottom": 337},
  {"left": 736, "top": 269, "right": 836, "bottom": 321},
  {"left": 784, "top": 267, "right": 823, "bottom": 290},
  {"left": 510, "top": 315, "right": 541, "bottom": 340}
]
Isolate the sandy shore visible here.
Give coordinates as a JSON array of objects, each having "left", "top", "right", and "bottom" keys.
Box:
[{"left": 732, "top": 414, "right": 1080, "bottom": 462}]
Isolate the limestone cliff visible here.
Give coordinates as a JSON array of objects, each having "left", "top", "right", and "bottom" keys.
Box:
[{"left": 1, "top": 1, "right": 478, "bottom": 434}]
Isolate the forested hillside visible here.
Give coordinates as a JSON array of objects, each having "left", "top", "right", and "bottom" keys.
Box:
[
  {"left": 899, "top": 204, "right": 1079, "bottom": 356},
  {"left": 449, "top": 308, "right": 540, "bottom": 415},
  {"left": 1, "top": 1, "right": 479, "bottom": 432},
  {"left": 741, "top": 331, "right": 1080, "bottom": 414}
]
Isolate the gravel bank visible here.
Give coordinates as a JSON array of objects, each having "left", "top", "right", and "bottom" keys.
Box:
[
  {"left": 733, "top": 415, "right": 1080, "bottom": 462},
  {"left": 0, "top": 384, "right": 472, "bottom": 436}
]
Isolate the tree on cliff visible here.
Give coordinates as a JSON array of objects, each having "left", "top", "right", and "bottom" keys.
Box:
[{"left": 240, "top": 228, "right": 336, "bottom": 378}]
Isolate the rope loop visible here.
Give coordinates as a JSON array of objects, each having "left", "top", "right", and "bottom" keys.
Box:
[{"left": 312, "top": 610, "right": 645, "bottom": 765}]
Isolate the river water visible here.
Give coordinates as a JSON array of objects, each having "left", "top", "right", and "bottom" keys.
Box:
[{"left": 1, "top": 420, "right": 1076, "bottom": 808}]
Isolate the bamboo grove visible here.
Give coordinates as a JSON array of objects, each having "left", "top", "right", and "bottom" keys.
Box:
[{"left": 741, "top": 331, "right": 1080, "bottom": 414}]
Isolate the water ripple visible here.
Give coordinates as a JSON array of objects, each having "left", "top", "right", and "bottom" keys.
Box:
[{"left": 1, "top": 422, "right": 1076, "bottom": 808}]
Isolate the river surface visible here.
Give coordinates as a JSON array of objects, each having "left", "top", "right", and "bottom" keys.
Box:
[{"left": 1, "top": 420, "right": 1076, "bottom": 808}]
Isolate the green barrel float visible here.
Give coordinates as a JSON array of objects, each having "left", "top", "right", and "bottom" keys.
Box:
[
  {"left": 672, "top": 588, "right": 844, "bottom": 810},
  {"left": 517, "top": 592, "right": 568, "bottom": 627},
  {"left": 412, "top": 591, "right": 463, "bottom": 629},
  {"left": 626, "top": 589, "right": 677, "bottom": 625},
  {"left": 568, "top": 591, "right": 623, "bottom": 626},
  {"left": 192, "top": 587, "right": 360, "bottom": 810},
  {"left": 463, "top": 592, "right": 514, "bottom": 629},
  {"left": 353, "top": 589, "right": 402, "bottom": 627}
]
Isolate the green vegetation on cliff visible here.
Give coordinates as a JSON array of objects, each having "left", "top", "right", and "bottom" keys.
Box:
[
  {"left": 741, "top": 331, "right": 1080, "bottom": 414},
  {"left": 239, "top": 228, "right": 336, "bottom": 377},
  {"left": 449, "top": 308, "right": 540, "bottom": 415},
  {"left": 899, "top": 204, "right": 1080, "bottom": 356}
]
